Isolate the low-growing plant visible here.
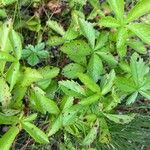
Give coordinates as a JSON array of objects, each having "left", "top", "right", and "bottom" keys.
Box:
[{"left": 0, "top": 0, "right": 149, "bottom": 149}]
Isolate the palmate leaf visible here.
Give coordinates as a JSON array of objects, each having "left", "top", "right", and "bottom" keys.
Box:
[
  {"left": 83, "top": 119, "right": 99, "bottom": 145},
  {"left": 59, "top": 80, "right": 86, "bottom": 98},
  {"left": 107, "top": 0, "right": 124, "bottom": 21},
  {"left": 128, "top": 23, "right": 150, "bottom": 44},
  {"left": 0, "top": 126, "right": 20, "bottom": 150},
  {"left": 127, "top": 0, "right": 150, "bottom": 23},
  {"left": 21, "top": 121, "right": 49, "bottom": 144},
  {"left": 79, "top": 18, "right": 96, "bottom": 49},
  {"left": 87, "top": 54, "right": 103, "bottom": 82}
]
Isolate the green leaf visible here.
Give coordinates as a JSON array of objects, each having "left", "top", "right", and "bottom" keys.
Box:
[
  {"left": 83, "top": 120, "right": 99, "bottom": 145},
  {"left": 79, "top": 18, "right": 95, "bottom": 49},
  {"left": 59, "top": 80, "right": 86, "bottom": 98},
  {"left": 9, "top": 30, "right": 22, "bottom": 60},
  {"left": 96, "top": 51, "right": 118, "bottom": 68},
  {"left": 117, "top": 27, "right": 128, "bottom": 48},
  {"left": 115, "top": 77, "right": 136, "bottom": 93},
  {"left": 48, "top": 114, "right": 63, "bottom": 136},
  {"left": 126, "top": 92, "right": 138, "bottom": 105},
  {"left": 61, "top": 40, "right": 91, "bottom": 57},
  {"left": 127, "top": 39, "right": 147, "bottom": 54},
  {"left": 0, "top": 113, "right": 19, "bottom": 124},
  {"left": 95, "top": 32, "right": 109, "bottom": 50},
  {"left": 47, "top": 20, "right": 65, "bottom": 36},
  {"left": 0, "top": 51, "right": 16, "bottom": 62},
  {"left": 99, "top": 118, "right": 111, "bottom": 143},
  {"left": 127, "top": 0, "right": 150, "bottom": 22},
  {"left": 0, "top": 126, "right": 20, "bottom": 150},
  {"left": 63, "top": 105, "right": 82, "bottom": 126},
  {"left": 32, "top": 86, "right": 60, "bottom": 114},
  {"left": 0, "top": 77, "right": 11, "bottom": 107},
  {"left": 27, "top": 54, "right": 39, "bottom": 66},
  {"left": 79, "top": 93, "right": 101, "bottom": 105},
  {"left": 38, "top": 66, "right": 60, "bottom": 80},
  {"left": 47, "top": 36, "right": 65, "bottom": 46},
  {"left": 99, "top": 16, "right": 121, "bottom": 28},
  {"left": 130, "top": 53, "right": 149, "bottom": 86},
  {"left": 21, "top": 121, "right": 49, "bottom": 144},
  {"left": 107, "top": 0, "right": 124, "bottom": 20},
  {"left": 23, "top": 114, "right": 37, "bottom": 122},
  {"left": 104, "top": 113, "right": 135, "bottom": 124},
  {"left": 87, "top": 54, "right": 103, "bottom": 82},
  {"left": 128, "top": 23, "right": 150, "bottom": 44},
  {"left": 78, "top": 73, "right": 101, "bottom": 93},
  {"left": 0, "top": 0, "right": 17, "bottom": 6},
  {"left": 20, "top": 67, "right": 43, "bottom": 87},
  {"left": 62, "top": 63, "right": 85, "bottom": 79},
  {"left": 6, "top": 62, "right": 20, "bottom": 91},
  {"left": 139, "top": 90, "right": 150, "bottom": 100},
  {"left": 101, "top": 70, "right": 116, "bottom": 95}
]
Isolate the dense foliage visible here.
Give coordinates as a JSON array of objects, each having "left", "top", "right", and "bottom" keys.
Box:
[{"left": 0, "top": 0, "right": 150, "bottom": 149}]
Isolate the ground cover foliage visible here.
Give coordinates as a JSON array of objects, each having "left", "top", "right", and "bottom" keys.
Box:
[{"left": 0, "top": 0, "right": 150, "bottom": 149}]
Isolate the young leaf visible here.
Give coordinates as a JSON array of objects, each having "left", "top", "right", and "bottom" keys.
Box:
[
  {"left": 83, "top": 120, "right": 99, "bottom": 145},
  {"left": 139, "top": 90, "right": 150, "bottom": 100},
  {"left": 87, "top": 54, "right": 103, "bottom": 82},
  {"left": 0, "top": 126, "right": 20, "bottom": 150},
  {"left": 59, "top": 80, "right": 86, "bottom": 98},
  {"left": 9, "top": 30, "right": 22, "bottom": 60},
  {"left": 127, "top": 0, "right": 150, "bottom": 22},
  {"left": 22, "top": 121, "right": 49, "bottom": 144},
  {"left": 78, "top": 73, "right": 101, "bottom": 93},
  {"left": 99, "top": 16, "right": 121, "bottom": 28},
  {"left": 62, "top": 63, "right": 85, "bottom": 79},
  {"left": 47, "top": 20, "right": 65, "bottom": 36},
  {"left": 79, "top": 18, "right": 95, "bottom": 49},
  {"left": 107, "top": 0, "right": 124, "bottom": 20},
  {"left": 6, "top": 62, "right": 20, "bottom": 91},
  {"left": 104, "top": 113, "right": 135, "bottom": 124},
  {"left": 128, "top": 23, "right": 150, "bottom": 44}
]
